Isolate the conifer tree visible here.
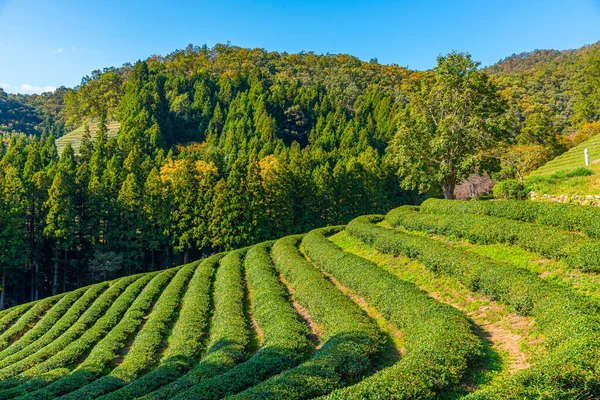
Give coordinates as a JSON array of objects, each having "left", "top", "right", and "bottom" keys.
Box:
[
  {"left": 0, "top": 166, "right": 28, "bottom": 309},
  {"left": 194, "top": 160, "right": 219, "bottom": 250},
  {"left": 1, "top": 135, "right": 28, "bottom": 172},
  {"left": 23, "top": 140, "right": 48, "bottom": 301},
  {"left": 260, "top": 154, "right": 295, "bottom": 238},
  {"left": 117, "top": 60, "right": 164, "bottom": 154},
  {"left": 118, "top": 172, "right": 144, "bottom": 275},
  {"left": 44, "top": 169, "right": 77, "bottom": 295},
  {"left": 87, "top": 127, "right": 109, "bottom": 248},
  {"left": 39, "top": 131, "right": 59, "bottom": 167},
  {"left": 169, "top": 158, "right": 199, "bottom": 263},
  {"left": 143, "top": 167, "right": 169, "bottom": 270},
  {"left": 101, "top": 154, "right": 124, "bottom": 249}
]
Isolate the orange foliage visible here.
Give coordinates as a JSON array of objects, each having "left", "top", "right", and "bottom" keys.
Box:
[
  {"left": 258, "top": 155, "right": 279, "bottom": 180},
  {"left": 159, "top": 159, "right": 218, "bottom": 183}
]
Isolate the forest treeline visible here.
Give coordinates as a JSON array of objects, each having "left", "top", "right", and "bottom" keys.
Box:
[{"left": 1, "top": 42, "right": 599, "bottom": 308}]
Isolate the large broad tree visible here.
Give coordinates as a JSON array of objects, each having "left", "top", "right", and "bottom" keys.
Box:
[{"left": 388, "top": 52, "right": 506, "bottom": 199}]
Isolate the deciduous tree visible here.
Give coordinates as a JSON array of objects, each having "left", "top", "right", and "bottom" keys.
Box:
[{"left": 388, "top": 52, "right": 506, "bottom": 199}]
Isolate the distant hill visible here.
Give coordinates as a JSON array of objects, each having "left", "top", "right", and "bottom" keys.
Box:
[
  {"left": 55, "top": 120, "right": 120, "bottom": 155},
  {"left": 0, "top": 88, "right": 41, "bottom": 136},
  {"left": 485, "top": 41, "right": 600, "bottom": 145},
  {"left": 488, "top": 41, "right": 600, "bottom": 74}
]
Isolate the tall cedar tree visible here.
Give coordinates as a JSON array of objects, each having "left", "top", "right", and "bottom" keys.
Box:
[
  {"left": 117, "top": 61, "right": 166, "bottom": 154},
  {"left": 0, "top": 166, "right": 28, "bottom": 309},
  {"left": 170, "top": 158, "right": 199, "bottom": 263},
  {"left": 23, "top": 141, "right": 49, "bottom": 301},
  {"left": 44, "top": 169, "right": 77, "bottom": 294},
  {"left": 118, "top": 172, "right": 144, "bottom": 275},
  {"left": 143, "top": 167, "right": 170, "bottom": 271}
]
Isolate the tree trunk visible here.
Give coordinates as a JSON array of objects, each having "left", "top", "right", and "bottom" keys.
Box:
[
  {"left": 63, "top": 250, "right": 68, "bottom": 293},
  {"left": 165, "top": 245, "right": 170, "bottom": 269},
  {"left": 150, "top": 250, "right": 155, "bottom": 272},
  {"left": 443, "top": 181, "right": 456, "bottom": 200},
  {"left": 52, "top": 250, "right": 59, "bottom": 296},
  {"left": 183, "top": 249, "right": 190, "bottom": 265},
  {"left": 0, "top": 270, "right": 6, "bottom": 310},
  {"left": 30, "top": 263, "right": 35, "bottom": 302},
  {"left": 30, "top": 200, "right": 36, "bottom": 302},
  {"left": 34, "top": 262, "right": 39, "bottom": 300},
  {"left": 62, "top": 250, "right": 68, "bottom": 293}
]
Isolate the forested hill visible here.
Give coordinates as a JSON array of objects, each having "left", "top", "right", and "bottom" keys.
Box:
[
  {"left": 0, "top": 45, "right": 421, "bottom": 309},
  {"left": 493, "top": 40, "right": 600, "bottom": 74},
  {"left": 61, "top": 45, "right": 413, "bottom": 149},
  {"left": 1, "top": 42, "right": 600, "bottom": 309},
  {"left": 0, "top": 88, "right": 65, "bottom": 137},
  {"left": 5, "top": 41, "right": 600, "bottom": 147},
  {"left": 486, "top": 41, "right": 600, "bottom": 152}
]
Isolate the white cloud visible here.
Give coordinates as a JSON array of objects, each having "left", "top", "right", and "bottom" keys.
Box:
[
  {"left": 0, "top": 83, "right": 11, "bottom": 89},
  {"left": 48, "top": 46, "right": 83, "bottom": 54},
  {"left": 19, "top": 83, "right": 57, "bottom": 93}
]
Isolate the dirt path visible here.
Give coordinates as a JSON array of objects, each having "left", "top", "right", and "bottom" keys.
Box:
[
  {"left": 331, "top": 231, "right": 543, "bottom": 376},
  {"left": 298, "top": 248, "right": 405, "bottom": 369},
  {"left": 278, "top": 274, "right": 324, "bottom": 349}
]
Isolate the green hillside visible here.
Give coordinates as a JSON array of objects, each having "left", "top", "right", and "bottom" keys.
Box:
[
  {"left": 531, "top": 134, "right": 600, "bottom": 176},
  {"left": 55, "top": 120, "right": 120, "bottom": 155},
  {"left": 0, "top": 199, "right": 599, "bottom": 399},
  {"left": 523, "top": 135, "right": 600, "bottom": 196}
]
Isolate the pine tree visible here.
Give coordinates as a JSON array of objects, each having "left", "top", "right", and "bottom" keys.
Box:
[
  {"left": 45, "top": 143, "right": 79, "bottom": 294},
  {"left": 117, "top": 60, "right": 165, "bottom": 154},
  {"left": 0, "top": 166, "right": 28, "bottom": 309},
  {"left": 23, "top": 140, "right": 49, "bottom": 301},
  {"left": 143, "top": 167, "right": 169, "bottom": 270},
  {"left": 80, "top": 123, "right": 94, "bottom": 162},
  {"left": 118, "top": 173, "right": 143, "bottom": 275},
  {"left": 169, "top": 158, "right": 199, "bottom": 263},
  {"left": 75, "top": 126, "right": 94, "bottom": 285},
  {"left": 192, "top": 75, "right": 214, "bottom": 141},
  {"left": 101, "top": 154, "right": 124, "bottom": 250},
  {"left": 213, "top": 153, "right": 264, "bottom": 250},
  {"left": 208, "top": 178, "right": 227, "bottom": 250},
  {"left": 1, "top": 135, "right": 28, "bottom": 172},
  {"left": 260, "top": 154, "right": 295, "bottom": 238},
  {"left": 44, "top": 170, "right": 77, "bottom": 295},
  {"left": 87, "top": 128, "right": 109, "bottom": 249},
  {"left": 40, "top": 131, "right": 59, "bottom": 167},
  {"left": 194, "top": 161, "right": 219, "bottom": 250}
]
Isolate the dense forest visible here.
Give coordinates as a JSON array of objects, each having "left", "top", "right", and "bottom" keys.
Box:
[{"left": 1, "top": 42, "right": 599, "bottom": 308}]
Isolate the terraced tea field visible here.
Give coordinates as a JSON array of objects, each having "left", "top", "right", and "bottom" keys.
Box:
[
  {"left": 0, "top": 199, "right": 599, "bottom": 399},
  {"left": 531, "top": 134, "right": 600, "bottom": 176},
  {"left": 55, "top": 120, "right": 120, "bottom": 155}
]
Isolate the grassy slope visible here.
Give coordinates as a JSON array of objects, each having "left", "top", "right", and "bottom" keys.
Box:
[
  {"left": 531, "top": 135, "right": 600, "bottom": 176},
  {"left": 525, "top": 135, "right": 600, "bottom": 195}
]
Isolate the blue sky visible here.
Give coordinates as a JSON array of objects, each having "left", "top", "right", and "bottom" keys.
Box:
[{"left": 1, "top": 0, "right": 599, "bottom": 94}]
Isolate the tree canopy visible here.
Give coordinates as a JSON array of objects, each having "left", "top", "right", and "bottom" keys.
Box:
[
  {"left": 1, "top": 42, "right": 600, "bottom": 307},
  {"left": 388, "top": 52, "right": 507, "bottom": 199}
]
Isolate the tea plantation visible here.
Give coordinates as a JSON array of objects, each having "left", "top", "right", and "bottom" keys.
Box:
[{"left": 0, "top": 199, "right": 599, "bottom": 399}]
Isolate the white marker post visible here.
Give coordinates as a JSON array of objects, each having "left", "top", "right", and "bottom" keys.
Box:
[{"left": 585, "top": 148, "right": 590, "bottom": 166}]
